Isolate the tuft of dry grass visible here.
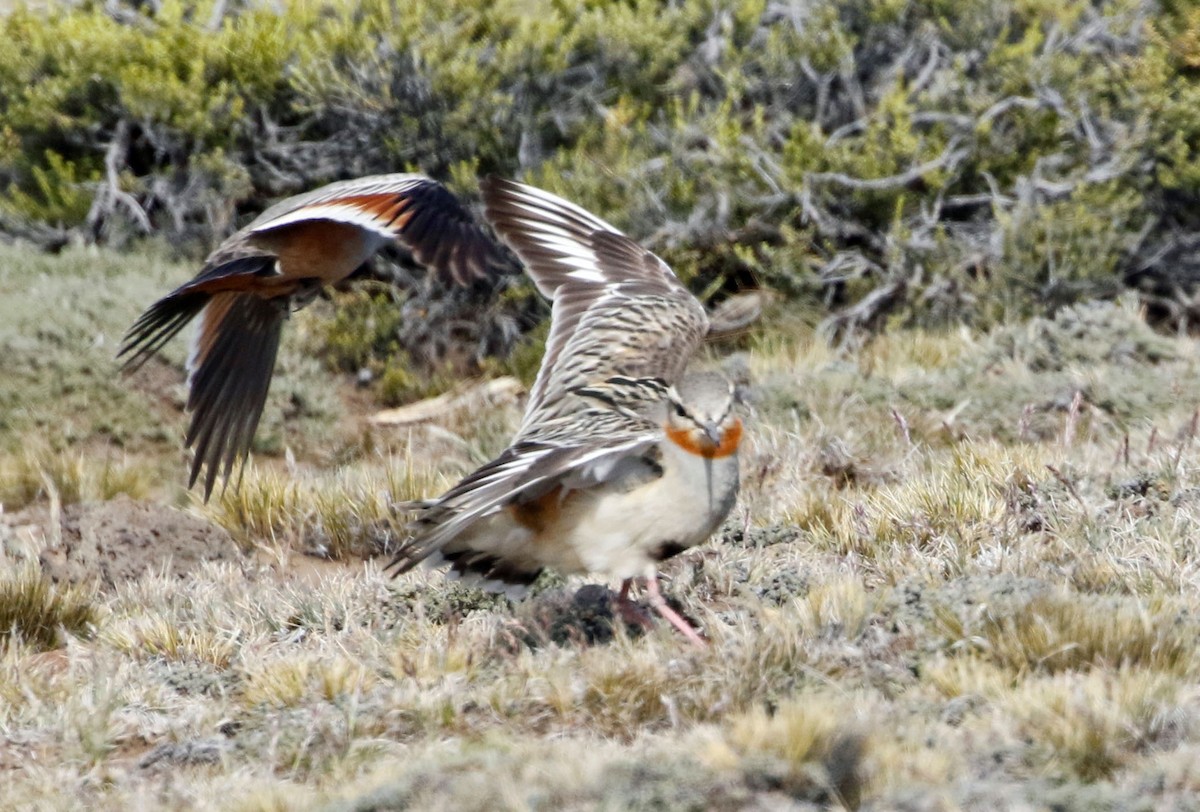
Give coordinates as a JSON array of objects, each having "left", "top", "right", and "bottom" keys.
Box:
[
  {"left": 0, "top": 563, "right": 97, "bottom": 650},
  {"left": 101, "top": 613, "right": 239, "bottom": 668},
  {"left": 1004, "top": 669, "right": 1191, "bottom": 782},
  {"left": 975, "top": 592, "right": 1198, "bottom": 676},
  {"left": 708, "top": 697, "right": 868, "bottom": 806},
  {"left": 0, "top": 443, "right": 156, "bottom": 510},
  {"left": 202, "top": 455, "right": 446, "bottom": 560}
]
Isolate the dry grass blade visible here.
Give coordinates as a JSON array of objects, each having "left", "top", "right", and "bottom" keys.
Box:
[{"left": 0, "top": 564, "right": 97, "bottom": 650}]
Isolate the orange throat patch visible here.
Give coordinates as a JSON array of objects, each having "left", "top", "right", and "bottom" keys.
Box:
[{"left": 664, "top": 418, "right": 743, "bottom": 459}]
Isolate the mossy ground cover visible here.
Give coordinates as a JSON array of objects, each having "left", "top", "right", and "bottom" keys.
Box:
[{"left": 3, "top": 247, "right": 1200, "bottom": 809}]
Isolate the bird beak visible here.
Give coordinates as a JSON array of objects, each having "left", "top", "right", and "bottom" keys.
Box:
[{"left": 703, "top": 423, "right": 722, "bottom": 446}]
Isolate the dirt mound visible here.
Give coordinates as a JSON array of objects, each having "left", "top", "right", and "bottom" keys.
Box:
[{"left": 13, "top": 497, "right": 238, "bottom": 591}]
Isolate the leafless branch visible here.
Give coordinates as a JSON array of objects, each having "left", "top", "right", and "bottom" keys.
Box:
[
  {"left": 805, "top": 143, "right": 968, "bottom": 192},
  {"left": 819, "top": 277, "right": 908, "bottom": 342},
  {"left": 85, "top": 119, "right": 151, "bottom": 240},
  {"left": 978, "top": 96, "right": 1043, "bottom": 128},
  {"left": 908, "top": 38, "right": 943, "bottom": 97}
]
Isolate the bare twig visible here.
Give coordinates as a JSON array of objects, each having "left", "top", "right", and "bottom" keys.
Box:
[
  {"left": 805, "top": 143, "right": 968, "bottom": 192},
  {"left": 978, "top": 96, "right": 1043, "bottom": 128},
  {"left": 890, "top": 407, "right": 913, "bottom": 447},
  {"left": 1172, "top": 408, "right": 1199, "bottom": 471},
  {"left": 85, "top": 119, "right": 151, "bottom": 240},
  {"left": 825, "top": 118, "right": 866, "bottom": 145},
  {"left": 1046, "top": 464, "right": 1089, "bottom": 519},
  {"left": 819, "top": 277, "right": 907, "bottom": 341},
  {"left": 1062, "top": 390, "right": 1084, "bottom": 449},
  {"left": 908, "top": 38, "right": 943, "bottom": 97},
  {"left": 1018, "top": 404, "right": 1034, "bottom": 443}
]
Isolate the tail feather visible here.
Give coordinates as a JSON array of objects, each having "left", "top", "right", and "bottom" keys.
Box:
[
  {"left": 441, "top": 547, "right": 542, "bottom": 593},
  {"left": 387, "top": 538, "right": 542, "bottom": 600}
]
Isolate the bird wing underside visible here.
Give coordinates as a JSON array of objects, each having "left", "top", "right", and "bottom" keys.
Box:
[
  {"left": 183, "top": 291, "right": 286, "bottom": 499},
  {"left": 238, "top": 174, "right": 514, "bottom": 285},
  {"left": 117, "top": 255, "right": 278, "bottom": 373}
]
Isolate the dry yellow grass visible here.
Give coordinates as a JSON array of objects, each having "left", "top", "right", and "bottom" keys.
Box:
[{"left": 4, "top": 242, "right": 1200, "bottom": 808}]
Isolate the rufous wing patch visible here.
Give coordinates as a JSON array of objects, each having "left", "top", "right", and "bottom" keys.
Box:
[
  {"left": 507, "top": 486, "right": 565, "bottom": 534},
  {"left": 190, "top": 269, "right": 278, "bottom": 296},
  {"left": 193, "top": 292, "right": 237, "bottom": 368},
  {"left": 342, "top": 193, "right": 415, "bottom": 228}
]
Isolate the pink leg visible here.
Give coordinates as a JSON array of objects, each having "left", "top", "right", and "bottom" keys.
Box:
[{"left": 644, "top": 575, "right": 707, "bottom": 647}]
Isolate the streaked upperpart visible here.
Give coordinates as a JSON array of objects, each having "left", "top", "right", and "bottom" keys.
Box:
[{"left": 387, "top": 177, "right": 745, "bottom": 645}]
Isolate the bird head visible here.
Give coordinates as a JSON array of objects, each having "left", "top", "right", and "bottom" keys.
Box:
[{"left": 663, "top": 371, "right": 743, "bottom": 458}]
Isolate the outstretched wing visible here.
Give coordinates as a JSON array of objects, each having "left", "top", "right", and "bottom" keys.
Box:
[
  {"left": 182, "top": 290, "right": 285, "bottom": 497},
  {"left": 117, "top": 255, "right": 279, "bottom": 373},
  {"left": 238, "top": 173, "right": 514, "bottom": 285},
  {"left": 480, "top": 177, "right": 708, "bottom": 438},
  {"left": 119, "top": 173, "right": 513, "bottom": 499}
]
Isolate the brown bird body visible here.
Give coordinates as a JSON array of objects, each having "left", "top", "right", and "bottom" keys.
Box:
[{"left": 120, "top": 174, "right": 510, "bottom": 498}]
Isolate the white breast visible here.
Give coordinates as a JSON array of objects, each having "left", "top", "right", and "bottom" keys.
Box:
[{"left": 561, "top": 441, "right": 740, "bottom": 580}]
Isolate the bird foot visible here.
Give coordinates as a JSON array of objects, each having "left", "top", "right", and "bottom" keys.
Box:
[{"left": 615, "top": 577, "right": 707, "bottom": 647}]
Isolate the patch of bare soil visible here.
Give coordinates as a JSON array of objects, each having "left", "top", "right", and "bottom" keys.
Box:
[
  {"left": 121, "top": 355, "right": 186, "bottom": 413},
  {"left": 17, "top": 496, "right": 238, "bottom": 590}
]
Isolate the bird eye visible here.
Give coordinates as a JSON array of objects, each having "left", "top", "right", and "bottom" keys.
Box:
[{"left": 672, "top": 402, "right": 687, "bottom": 418}]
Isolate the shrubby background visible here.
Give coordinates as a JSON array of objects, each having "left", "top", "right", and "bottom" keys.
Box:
[{"left": 4, "top": 0, "right": 1199, "bottom": 356}]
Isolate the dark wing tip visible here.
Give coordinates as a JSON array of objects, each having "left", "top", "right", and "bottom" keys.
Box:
[
  {"left": 118, "top": 254, "right": 281, "bottom": 373},
  {"left": 442, "top": 548, "right": 542, "bottom": 589},
  {"left": 385, "top": 538, "right": 542, "bottom": 592},
  {"left": 384, "top": 545, "right": 422, "bottom": 577},
  {"left": 395, "top": 179, "right": 516, "bottom": 286},
  {"left": 184, "top": 294, "right": 285, "bottom": 501},
  {"left": 117, "top": 291, "right": 209, "bottom": 373}
]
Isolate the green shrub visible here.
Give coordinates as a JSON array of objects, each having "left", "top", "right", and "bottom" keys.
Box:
[{"left": 2, "top": 0, "right": 1199, "bottom": 347}]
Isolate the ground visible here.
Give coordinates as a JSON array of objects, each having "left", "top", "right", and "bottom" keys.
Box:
[{"left": 4, "top": 244, "right": 1200, "bottom": 810}]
